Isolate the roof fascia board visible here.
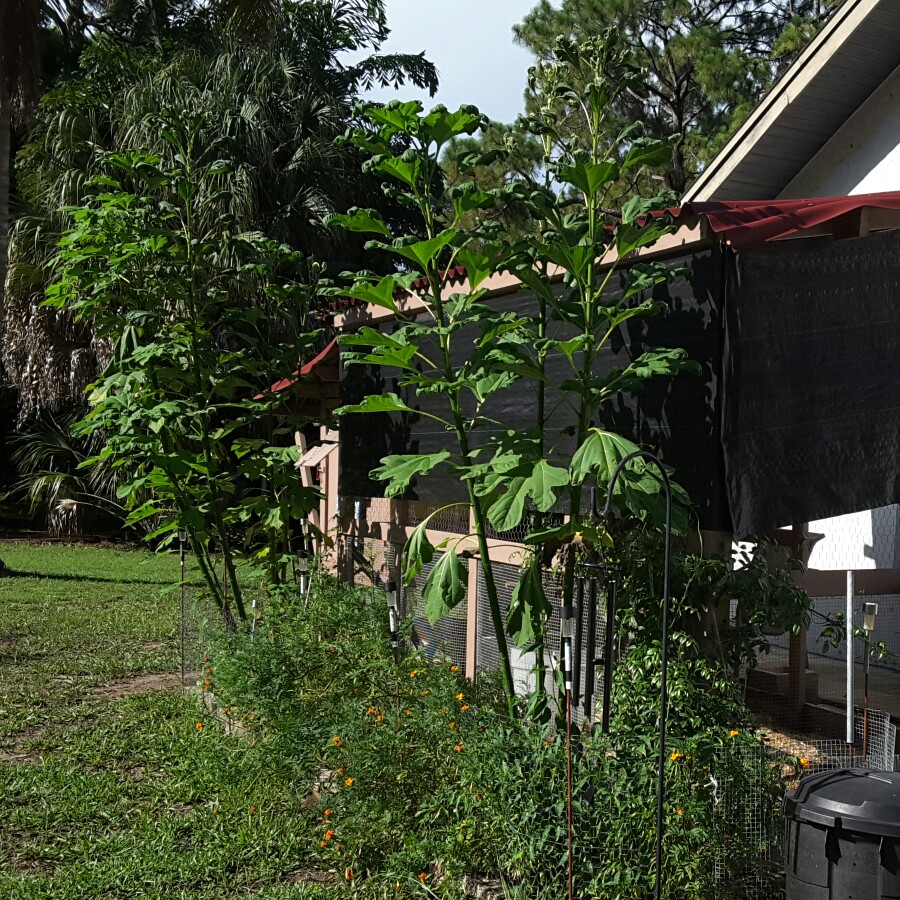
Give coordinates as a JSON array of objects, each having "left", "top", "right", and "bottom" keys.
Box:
[{"left": 683, "top": 0, "right": 877, "bottom": 202}]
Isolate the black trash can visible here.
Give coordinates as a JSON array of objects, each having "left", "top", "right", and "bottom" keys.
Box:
[{"left": 785, "top": 768, "right": 900, "bottom": 899}]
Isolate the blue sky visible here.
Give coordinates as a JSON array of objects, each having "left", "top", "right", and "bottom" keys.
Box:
[{"left": 359, "top": 0, "right": 539, "bottom": 124}]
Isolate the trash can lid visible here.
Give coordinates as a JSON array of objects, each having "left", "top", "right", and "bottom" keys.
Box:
[{"left": 785, "top": 769, "right": 900, "bottom": 838}]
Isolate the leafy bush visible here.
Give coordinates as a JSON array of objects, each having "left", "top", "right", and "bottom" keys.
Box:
[{"left": 206, "top": 577, "right": 791, "bottom": 898}]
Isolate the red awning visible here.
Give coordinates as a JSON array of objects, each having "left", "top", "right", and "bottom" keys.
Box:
[
  {"left": 263, "top": 338, "right": 339, "bottom": 396},
  {"left": 679, "top": 191, "right": 900, "bottom": 251}
]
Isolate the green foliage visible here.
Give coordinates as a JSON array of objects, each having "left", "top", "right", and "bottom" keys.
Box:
[
  {"left": 328, "top": 34, "right": 701, "bottom": 712},
  {"left": 210, "top": 574, "right": 789, "bottom": 898},
  {"left": 207, "top": 576, "right": 508, "bottom": 890},
  {"left": 6, "top": 1, "right": 436, "bottom": 420},
  {"left": 45, "top": 138, "right": 322, "bottom": 619},
  {"left": 514, "top": 1, "right": 840, "bottom": 194},
  {"left": 9, "top": 408, "right": 139, "bottom": 535}
]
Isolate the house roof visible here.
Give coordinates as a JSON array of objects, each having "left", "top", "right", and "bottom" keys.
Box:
[
  {"left": 679, "top": 191, "right": 900, "bottom": 249},
  {"left": 683, "top": 0, "right": 900, "bottom": 202},
  {"left": 264, "top": 337, "right": 340, "bottom": 396}
]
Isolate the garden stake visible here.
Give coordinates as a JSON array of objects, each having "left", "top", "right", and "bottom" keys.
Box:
[
  {"left": 601, "top": 450, "right": 672, "bottom": 900},
  {"left": 386, "top": 580, "right": 400, "bottom": 663},
  {"left": 179, "top": 528, "right": 186, "bottom": 691},
  {"left": 601, "top": 575, "right": 617, "bottom": 734},
  {"left": 573, "top": 576, "right": 585, "bottom": 708},
  {"left": 862, "top": 601, "right": 878, "bottom": 765},
  {"left": 560, "top": 603, "right": 576, "bottom": 900}
]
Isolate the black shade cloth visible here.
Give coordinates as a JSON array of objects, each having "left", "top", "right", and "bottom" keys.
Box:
[
  {"left": 340, "top": 249, "right": 731, "bottom": 529},
  {"left": 722, "top": 229, "right": 900, "bottom": 534}
]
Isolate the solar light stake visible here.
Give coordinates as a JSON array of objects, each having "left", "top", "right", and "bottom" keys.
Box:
[
  {"left": 386, "top": 581, "right": 399, "bottom": 662},
  {"left": 862, "top": 601, "right": 878, "bottom": 765},
  {"left": 297, "top": 547, "right": 310, "bottom": 598},
  {"left": 560, "top": 604, "right": 576, "bottom": 900},
  {"left": 600, "top": 450, "right": 672, "bottom": 900},
  {"left": 251, "top": 597, "right": 259, "bottom": 636}
]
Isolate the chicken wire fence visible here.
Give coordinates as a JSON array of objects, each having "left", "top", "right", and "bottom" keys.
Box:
[{"left": 176, "top": 508, "right": 899, "bottom": 897}]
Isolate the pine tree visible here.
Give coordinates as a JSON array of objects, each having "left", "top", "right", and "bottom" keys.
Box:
[{"left": 514, "top": 0, "right": 840, "bottom": 195}]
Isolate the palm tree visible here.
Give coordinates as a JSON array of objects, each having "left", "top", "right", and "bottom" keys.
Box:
[
  {"left": 5, "top": 2, "right": 435, "bottom": 420},
  {"left": 1, "top": 0, "right": 42, "bottom": 573}
]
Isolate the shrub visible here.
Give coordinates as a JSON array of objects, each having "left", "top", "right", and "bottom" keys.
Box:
[{"left": 207, "top": 577, "right": 790, "bottom": 898}]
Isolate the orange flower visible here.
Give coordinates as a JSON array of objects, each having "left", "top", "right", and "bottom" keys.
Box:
[
  {"left": 676, "top": 808, "right": 683, "bottom": 816},
  {"left": 367, "top": 707, "right": 375, "bottom": 715},
  {"left": 204, "top": 679, "right": 212, "bottom": 687},
  {"left": 454, "top": 744, "right": 464, "bottom": 752},
  {"left": 409, "top": 670, "right": 419, "bottom": 678},
  {"left": 324, "top": 809, "right": 332, "bottom": 817},
  {"left": 405, "top": 709, "right": 412, "bottom": 716},
  {"left": 320, "top": 841, "right": 326, "bottom": 848},
  {"left": 213, "top": 808, "right": 219, "bottom": 814},
  {"left": 346, "top": 869, "right": 354, "bottom": 881},
  {"left": 799, "top": 757, "right": 809, "bottom": 768},
  {"left": 729, "top": 729, "right": 740, "bottom": 737},
  {"left": 250, "top": 807, "right": 257, "bottom": 814},
  {"left": 450, "top": 665, "right": 459, "bottom": 673},
  {"left": 332, "top": 736, "right": 342, "bottom": 745},
  {"left": 670, "top": 752, "right": 682, "bottom": 762},
  {"left": 206, "top": 667, "right": 212, "bottom": 675},
  {"left": 344, "top": 777, "right": 353, "bottom": 787},
  {"left": 449, "top": 722, "right": 456, "bottom": 729},
  {"left": 338, "top": 768, "right": 345, "bottom": 776},
  {"left": 460, "top": 705, "right": 470, "bottom": 711},
  {"left": 376, "top": 714, "right": 383, "bottom": 723},
  {"left": 418, "top": 873, "right": 427, "bottom": 882},
  {"left": 195, "top": 722, "right": 203, "bottom": 730},
  {"left": 421, "top": 690, "right": 430, "bottom": 696},
  {"left": 456, "top": 693, "right": 464, "bottom": 701},
  {"left": 325, "top": 829, "right": 335, "bottom": 841}
]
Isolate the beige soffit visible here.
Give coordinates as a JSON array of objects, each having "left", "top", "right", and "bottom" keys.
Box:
[{"left": 683, "top": 0, "right": 900, "bottom": 202}]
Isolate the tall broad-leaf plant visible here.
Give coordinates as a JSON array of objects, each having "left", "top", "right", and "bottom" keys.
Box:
[
  {"left": 329, "top": 34, "right": 699, "bottom": 713},
  {"left": 46, "top": 120, "right": 323, "bottom": 621}
]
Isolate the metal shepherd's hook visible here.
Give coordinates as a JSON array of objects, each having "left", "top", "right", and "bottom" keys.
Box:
[{"left": 598, "top": 450, "right": 672, "bottom": 900}]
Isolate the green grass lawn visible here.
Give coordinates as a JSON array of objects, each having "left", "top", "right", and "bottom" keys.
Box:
[{"left": 0, "top": 543, "right": 333, "bottom": 899}]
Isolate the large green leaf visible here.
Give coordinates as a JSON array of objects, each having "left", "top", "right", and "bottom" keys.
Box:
[
  {"left": 570, "top": 430, "right": 641, "bottom": 486},
  {"left": 391, "top": 230, "right": 459, "bottom": 271},
  {"left": 373, "top": 155, "right": 423, "bottom": 189},
  {"left": 621, "top": 138, "right": 672, "bottom": 173},
  {"left": 486, "top": 476, "right": 529, "bottom": 532},
  {"left": 458, "top": 246, "right": 499, "bottom": 291},
  {"left": 422, "top": 106, "right": 483, "bottom": 149},
  {"left": 486, "top": 460, "right": 568, "bottom": 532},
  {"left": 324, "top": 208, "right": 390, "bottom": 236},
  {"left": 507, "top": 559, "right": 551, "bottom": 648},
  {"left": 345, "top": 275, "right": 399, "bottom": 311},
  {"left": 372, "top": 451, "right": 451, "bottom": 498},
  {"left": 335, "top": 393, "right": 413, "bottom": 416},
  {"left": 403, "top": 520, "right": 434, "bottom": 582},
  {"left": 558, "top": 161, "right": 618, "bottom": 197},
  {"left": 423, "top": 551, "right": 467, "bottom": 624}
]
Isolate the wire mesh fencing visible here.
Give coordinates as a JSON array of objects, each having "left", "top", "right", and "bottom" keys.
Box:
[{"left": 405, "top": 551, "right": 468, "bottom": 670}]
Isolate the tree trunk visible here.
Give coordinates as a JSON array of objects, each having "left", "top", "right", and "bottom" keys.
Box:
[
  {"left": 1, "top": 89, "right": 9, "bottom": 346},
  {"left": 1, "top": 91, "right": 10, "bottom": 576}
]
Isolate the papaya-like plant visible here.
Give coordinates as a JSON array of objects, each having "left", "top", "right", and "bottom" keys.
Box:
[
  {"left": 329, "top": 30, "right": 699, "bottom": 714},
  {"left": 46, "top": 119, "right": 322, "bottom": 620}
]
